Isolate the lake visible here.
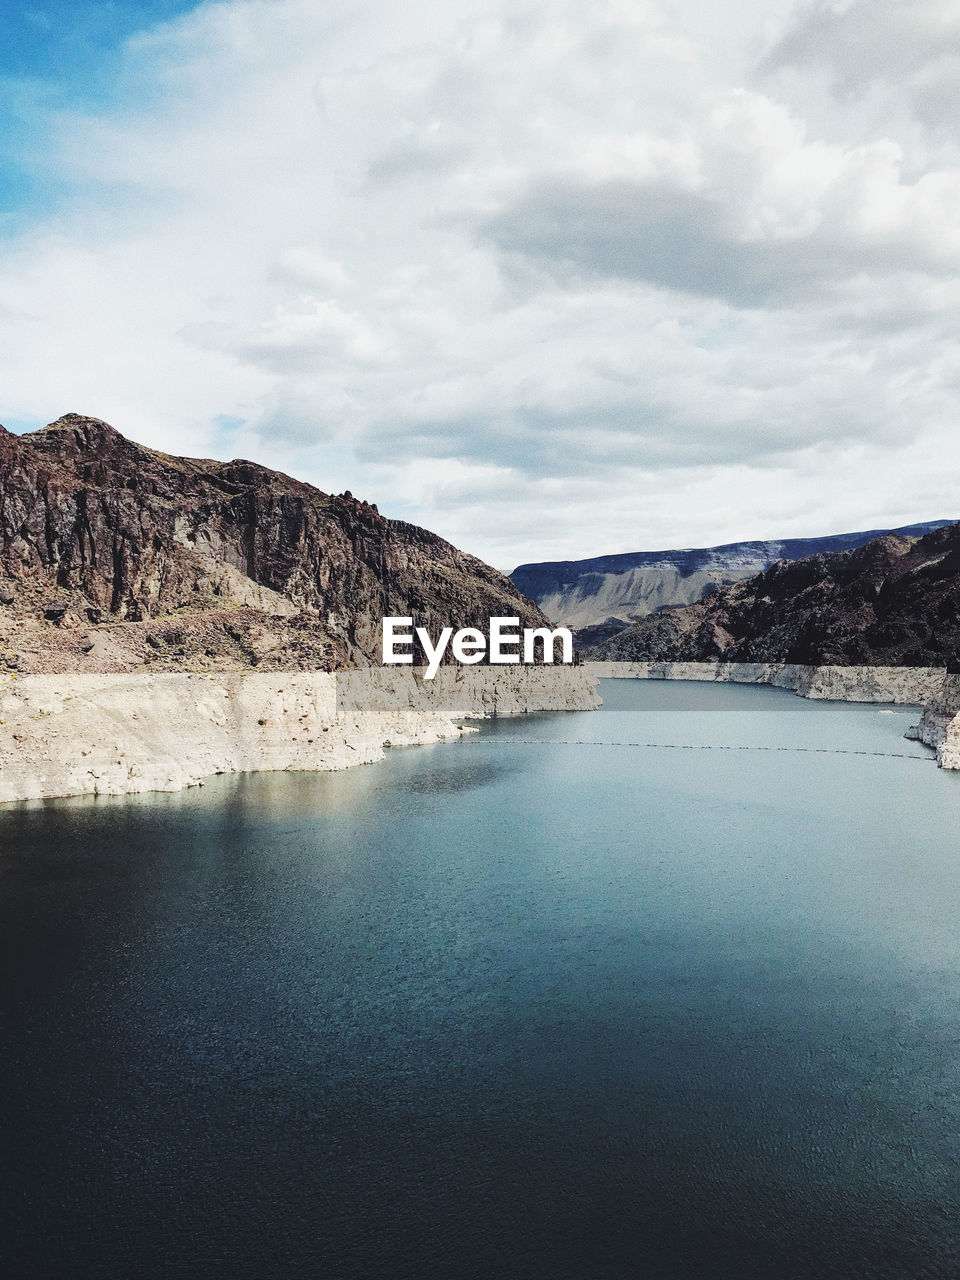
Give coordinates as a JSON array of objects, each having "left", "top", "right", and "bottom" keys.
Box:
[{"left": 2, "top": 679, "right": 960, "bottom": 1278}]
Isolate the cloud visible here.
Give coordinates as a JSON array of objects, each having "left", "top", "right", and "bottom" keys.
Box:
[
  {"left": 484, "top": 91, "right": 960, "bottom": 307},
  {"left": 762, "top": 0, "right": 960, "bottom": 135},
  {"left": 0, "top": 0, "right": 958, "bottom": 564},
  {"left": 763, "top": 0, "right": 960, "bottom": 91}
]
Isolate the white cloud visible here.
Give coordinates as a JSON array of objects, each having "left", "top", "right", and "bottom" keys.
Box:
[
  {"left": 0, "top": 0, "right": 957, "bottom": 564},
  {"left": 763, "top": 0, "right": 960, "bottom": 94}
]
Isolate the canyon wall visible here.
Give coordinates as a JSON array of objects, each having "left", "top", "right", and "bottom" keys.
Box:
[
  {"left": 511, "top": 521, "right": 952, "bottom": 645},
  {"left": 585, "top": 660, "right": 948, "bottom": 702},
  {"left": 906, "top": 674, "right": 960, "bottom": 770},
  {"left": 0, "top": 414, "right": 550, "bottom": 672},
  {"left": 0, "top": 665, "right": 600, "bottom": 804},
  {"left": 587, "top": 523, "right": 960, "bottom": 670},
  {"left": 586, "top": 660, "right": 960, "bottom": 768}
]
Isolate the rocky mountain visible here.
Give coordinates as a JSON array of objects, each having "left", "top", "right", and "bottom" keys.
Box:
[
  {"left": 511, "top": 522, "right": 953, "bottom": 648},
  {"left": 588, "top": 522, "right": 960, "bottom": 670},
  {"left": 0, "top": 413, "right": 547, "bottom": 673}
]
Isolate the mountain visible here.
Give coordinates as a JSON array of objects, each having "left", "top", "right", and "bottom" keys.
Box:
[
  {"left": 587, "top": 523, "right": 960, "bottom": 670},
  {"left": 511, "top": 522, "right": 954, "bottom": 647},
  {"left": 0, "top": 413, "right": 547, "bottom": 673}
]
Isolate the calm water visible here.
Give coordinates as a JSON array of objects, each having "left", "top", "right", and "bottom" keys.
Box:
[{"left": 2, "top": 679, "right": 960, "bottom": 1279}]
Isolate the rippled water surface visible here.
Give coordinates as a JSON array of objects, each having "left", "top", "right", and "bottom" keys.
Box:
[{"left": 3, "top": 679, "right": 960, "bottom": 1279}]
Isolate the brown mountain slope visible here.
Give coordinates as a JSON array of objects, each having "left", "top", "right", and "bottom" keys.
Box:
[
  {"left": 588, "top": 523, "right": 960, "bottom": 671},
  {"left": 0, "top": 413, "right": 546, "bottom": 673}
]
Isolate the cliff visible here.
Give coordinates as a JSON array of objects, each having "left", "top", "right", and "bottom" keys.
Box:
[
  {"left": 586, "top": 660, "right": 960, "bottom": 769},
  {"left": 0, "top": 414, "right": 547, "bottom": 673},
  {"left": 0, "top": 665, "right": 601, "bottom": 804},
  {"left": 585, "top": 660, "right": 949, "bottom": 704},
  {"left": 588, "top": 522, "right": 960, "bottom": 669},
  {"left": 511, "top": 522, "right": 951, "bottom": 645},
  {"left": 906, "top": 674, "right": 960, "bottom": 769}
]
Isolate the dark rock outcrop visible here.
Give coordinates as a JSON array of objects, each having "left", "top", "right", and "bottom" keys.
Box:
[
  {"left": 588, "top": 524, "right": 960, "bottom": 671},
  {"left": 0, "top": 413, "right": 546, "bottom": 672},
  {"left": 512, "top": 521, "right": 953, "bottom": 643}
]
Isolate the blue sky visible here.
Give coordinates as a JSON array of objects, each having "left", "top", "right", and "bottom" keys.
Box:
[
  {"left": 1, "top": 2, "right": 201, "bottom": 221},
  {"left": 1, "top": 2, "right": 198, "bottom": 78},
  {"left": 0, "top": 0, "right": 958, "bottom": 567}
]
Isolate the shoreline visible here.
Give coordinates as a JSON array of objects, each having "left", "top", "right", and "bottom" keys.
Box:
[
  {"left": 4, "top": 659, "right": 959, "bottom": 806},
  {"left": 584, "top": 661, "right": 960, "bottom": 770},
  {"left": 0, "top": 666, "right": 601, "bottom": 806}
]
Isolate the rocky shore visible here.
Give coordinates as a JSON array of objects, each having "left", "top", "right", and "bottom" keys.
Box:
[
  {"left": 585, "top": 661, "right": 960, "bottom": 769},
  {"left": 0, "top": 665, "right": 600, "bottom": 805},
  {"left": 5, "top": 658, "right": 957, "bottom": 805},
  {"left": 905, "top": 675, "right": 960, "bottom": 770}
]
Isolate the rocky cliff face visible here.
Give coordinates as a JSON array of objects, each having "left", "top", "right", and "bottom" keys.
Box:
[
  {"left": 0, "top": 665, "right": 601, "bottom": 803},
  {"left": 512, "top": 522, "right": 952, "bottom": 645},
  {"left": 588, "top": 523, "right": 960, "bottom": 670},
  {"left": 0, "top": 414, "right": 547, "bottom": 673}
]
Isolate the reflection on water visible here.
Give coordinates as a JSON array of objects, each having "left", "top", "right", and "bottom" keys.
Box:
[
  {"left": 2, "top": 679, "right": 960, "bottom": 1280},
  {"left": 405, "top": 758, "right": 514, "bottom": 794}
]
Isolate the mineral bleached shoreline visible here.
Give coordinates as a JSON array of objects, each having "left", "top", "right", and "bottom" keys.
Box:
[
  {"left": 4, "top": 660, "right": 959, "bottom": 805},
  {"left": 585, "top": 661, "right": 960, "bottom": 770},
  {"left": 905, "top": 676, "right": 960, "bottom": 770},
  {"left": 0, "top": 665, "right": 601, "bottom": 805},
  {"left": 585, "top": 659, "right": 949, "bottom": 701}
]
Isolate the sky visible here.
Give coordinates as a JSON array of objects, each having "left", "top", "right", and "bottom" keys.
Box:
[{"left": 1, "top": 0, "right": 959, "bottom": 569}]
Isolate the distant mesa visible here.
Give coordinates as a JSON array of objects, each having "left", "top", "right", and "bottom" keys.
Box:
[
  {"left": 586, "top": 523, "right": 960, "bottom": 670},
  {"left": 511, "top": 523, "right": 955, "bottom": 649}
]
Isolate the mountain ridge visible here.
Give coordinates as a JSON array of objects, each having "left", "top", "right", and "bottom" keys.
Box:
[
  {"left": 0, "top": 413, "right": 547, "bottom": 673},
  {"left": 587, "top": 523, "right": 960, "bottom": 671},
  {"left": 511, "top": 521, "right": 954, "bottom": 646}
]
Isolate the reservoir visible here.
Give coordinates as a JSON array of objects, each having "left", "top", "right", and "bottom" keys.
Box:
[{"left": 2, "top": 679, "right": 960, "bottom": 1278}]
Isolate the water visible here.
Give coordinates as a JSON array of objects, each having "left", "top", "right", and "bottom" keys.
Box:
[{"left": 2, "top": 679, "right": 960, "bottom": 1279}]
